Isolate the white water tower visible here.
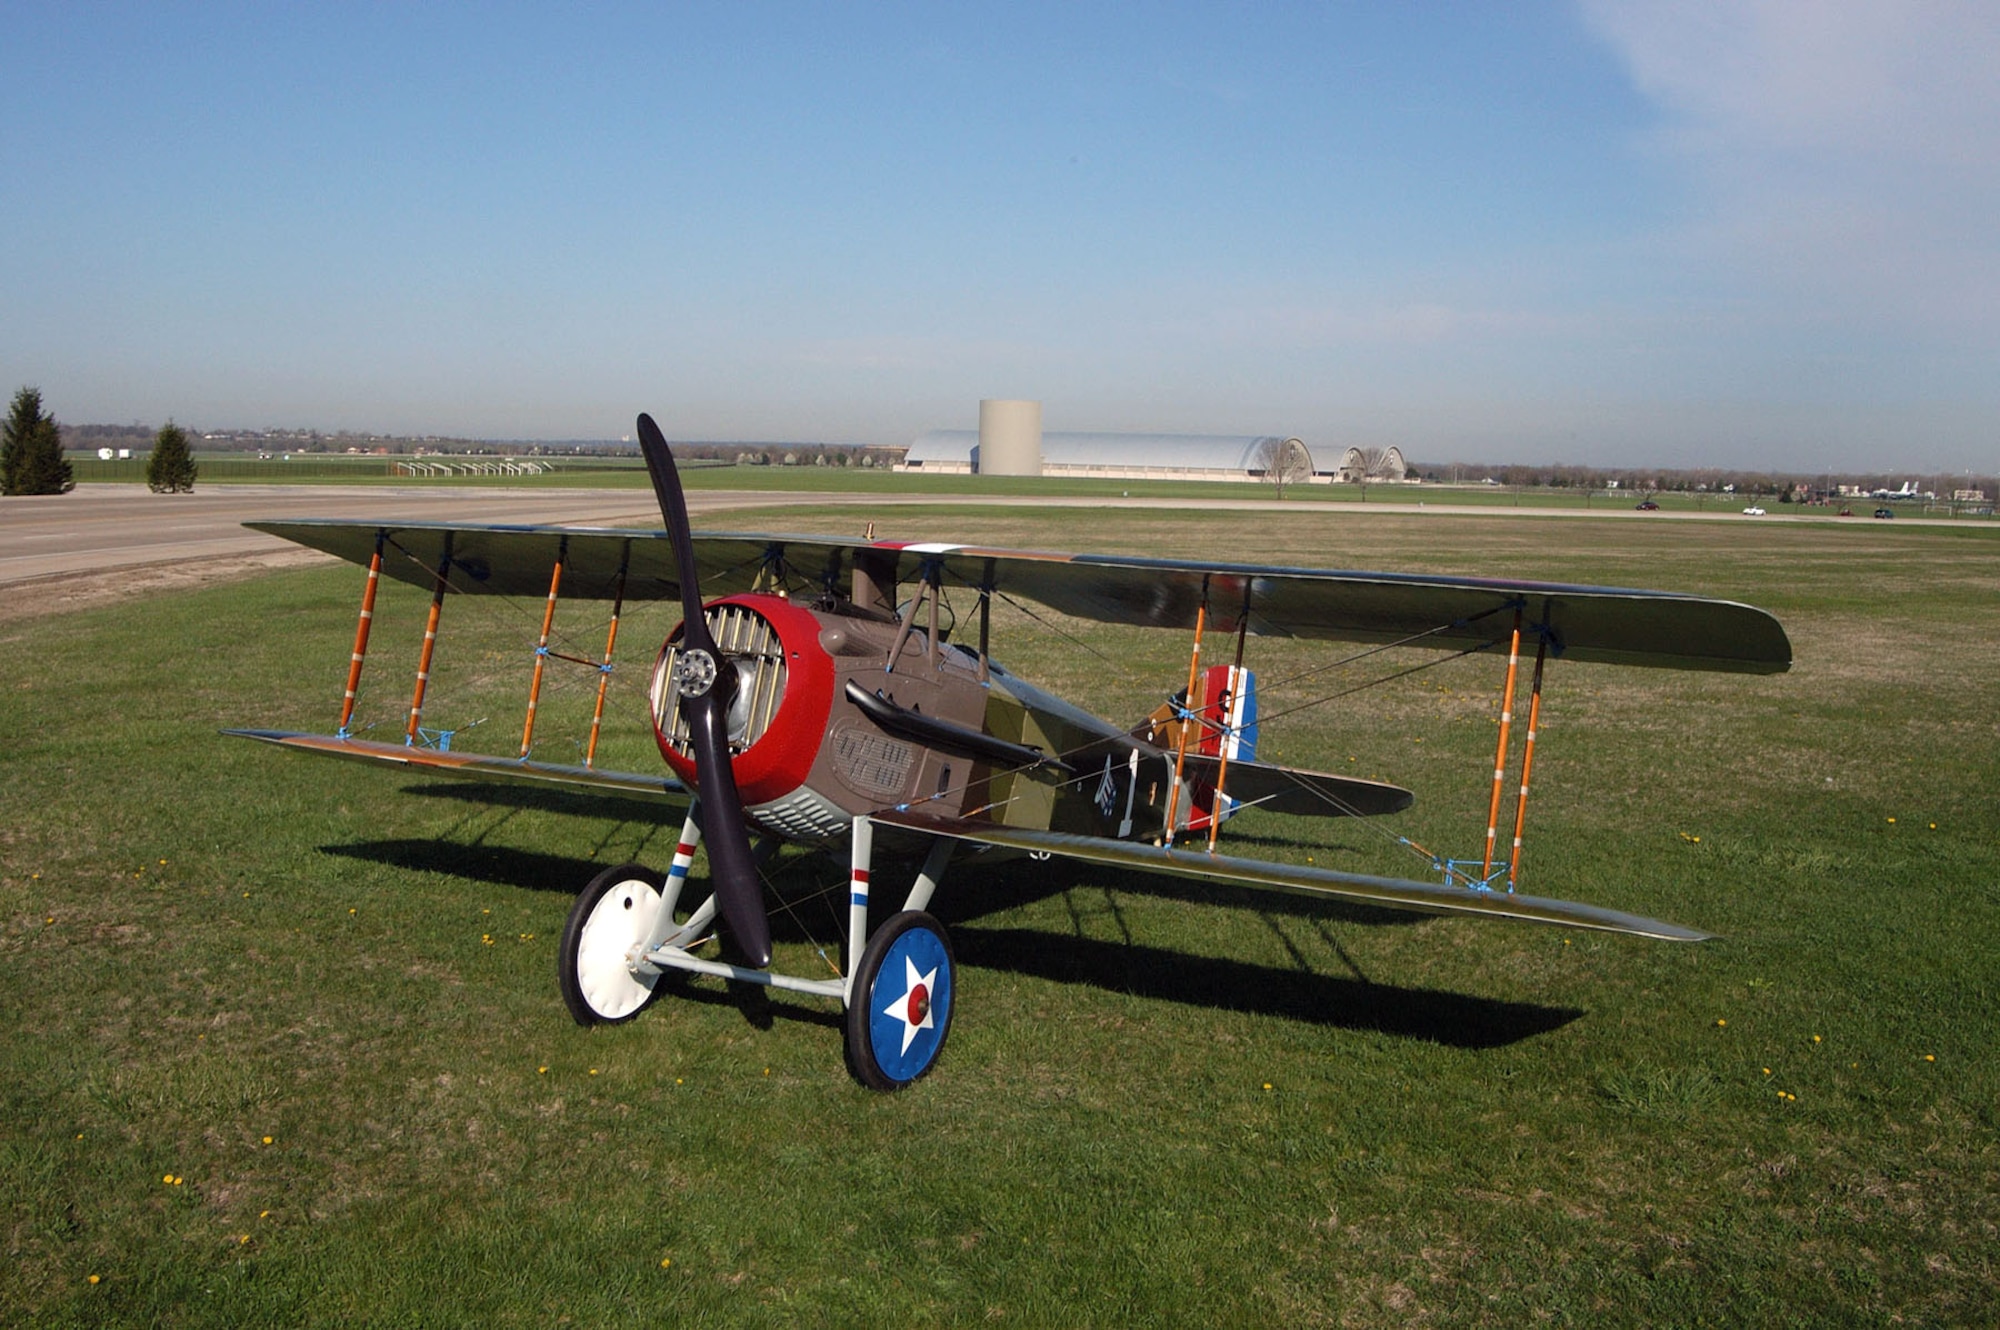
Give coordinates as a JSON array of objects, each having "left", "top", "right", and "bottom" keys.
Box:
[{"left": 976, "top": 400, "right": 1042, "bottom": 476}]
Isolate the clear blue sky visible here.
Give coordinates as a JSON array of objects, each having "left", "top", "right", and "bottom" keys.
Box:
[{"left": 4, "top": 2, "right": 1994, "bottom": 471}]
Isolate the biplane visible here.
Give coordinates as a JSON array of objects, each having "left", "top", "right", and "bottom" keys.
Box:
[{"left": 230, "top": 414, "right": 1791, "bottom": 1089}]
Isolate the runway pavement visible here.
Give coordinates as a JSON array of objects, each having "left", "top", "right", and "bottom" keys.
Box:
[
  {"left": 4, "top": 480, "right": 1947, "bottom": 594},
  {"left": 0, "top": 484, "right": 681, "bottom": 586}
]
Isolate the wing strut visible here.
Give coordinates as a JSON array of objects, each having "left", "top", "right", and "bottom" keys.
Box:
[
  {"left": 519, "top": 537, "right": 568, "bottom": 757},
  {"left": 1207, "top": 581, "right": 1255, "bottom": 853},
  {"left": 1506, "top": 628, "right": 1551, "bottom": 892},
  {"left": 1163, "top": 578, "right": 1209, "bottom": 848},
  {"left": 583, "top": 545, "right": 630, "bottom": 768},
  {"left": 1480, "top": 604, "right": 1525, "bottom": 878},
  {"left": 404, "top": 533, "right": 454, "bottom": 747},
  {"left": 337, "top": 531, "right": 385, "bottom": 738}
]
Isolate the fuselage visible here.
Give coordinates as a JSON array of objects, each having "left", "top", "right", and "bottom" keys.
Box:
[{"left": 649, "top": 592, "right": 1159, "bottom": 845}]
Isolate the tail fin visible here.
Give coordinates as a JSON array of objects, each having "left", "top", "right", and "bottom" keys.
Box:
[
  {"left": 1134, "top": 666, "right": 1259, "bottom": 832},
  {"left": 1189, "top": 664, "right": 1257, "bottom": 829}
]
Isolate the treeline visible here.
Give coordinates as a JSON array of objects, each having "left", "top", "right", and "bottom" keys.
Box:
[
  {"left": 1409, "top": 461, "right": 1997, "bottom": 498},
  {"left": 55, "top": 423, "right": 901, "bottom": 467}
]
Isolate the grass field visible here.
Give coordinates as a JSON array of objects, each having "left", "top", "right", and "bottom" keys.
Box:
[
  {"left": 62, "top": 451, "right": 1994, "bottom": 522},
  {"left": 3, "top": 504, "right": 1996, "bottom": 1326}
]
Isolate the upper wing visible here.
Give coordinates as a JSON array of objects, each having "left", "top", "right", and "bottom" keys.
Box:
[
  {"left": 872, "top": 811, "right": 1710, "bottom": 942},
  {"left": 251, "top": 519, "right": 1791, "bottom": 673}
]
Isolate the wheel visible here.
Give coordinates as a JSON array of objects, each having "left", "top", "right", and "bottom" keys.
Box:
[
  {"left": 558, "top": 862, "right": 670, "bottom": 1026},
  {"left": 844, "top": 910, "right": 955, "bottom": 1090}
]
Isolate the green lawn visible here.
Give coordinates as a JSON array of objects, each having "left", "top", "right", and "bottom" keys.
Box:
[{"left": 3, "top": 506, "right": 1995, "bottom": 1326}]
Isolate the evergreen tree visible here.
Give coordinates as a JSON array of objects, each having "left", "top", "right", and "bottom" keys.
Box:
[
  {"left": 146, "top": 420, "right": 199, "bottom": 493},
  {"left": 2, "top": 387, "right": 73, "bottom": 496}
]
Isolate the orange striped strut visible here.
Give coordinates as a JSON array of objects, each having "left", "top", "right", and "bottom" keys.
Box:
[
  {"left": 1163, "top": 589, "right": 1209, "bottom": 848},
  {"left": 1481, "top": 605, "right": 1525, "bottom": 879},
  {"left": 1506, "top": 632, "right": 1550, "bottom": 893},
  {"left": 519, "top": 548, "right": 567, "bottom": 757},
  {"left": 337, "top": 535, "right": 384, "bottom": 736},
  {"left": 405, "top": 541, "right": 453, "bottom": 747},
  {"left": 1207, "top": 588, "right": 1254, "bottom": 853},
  {"left": 584, "top": 563, "right": 628, "bottom": 768}
]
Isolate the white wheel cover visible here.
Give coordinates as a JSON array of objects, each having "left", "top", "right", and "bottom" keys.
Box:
[{"left": 573, "top": 877, "right": 664, "bottom": 1020}]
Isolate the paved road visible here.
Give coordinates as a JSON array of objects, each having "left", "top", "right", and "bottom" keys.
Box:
[{"left": 0, "top": 484, "right": 680, "bottom": 585}]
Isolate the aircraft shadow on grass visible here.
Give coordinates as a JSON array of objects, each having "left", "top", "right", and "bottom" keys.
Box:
[{"left": 322, "top": 830, "right": 1581, "bottom": 1050}]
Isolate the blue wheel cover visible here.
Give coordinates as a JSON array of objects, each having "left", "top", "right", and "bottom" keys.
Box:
[{"left": 866, "top": 925, "right": 953, "bottom": 1083}]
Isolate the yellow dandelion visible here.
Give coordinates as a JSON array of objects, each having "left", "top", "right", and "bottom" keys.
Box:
[
  {"left": 1925, "top": 1054, "right": 1936, "bottom": 1062},
  {"left": 1715, "top": 1018, "right": 1727, "bottom": 1027},
  {"left": 482, "top": 908, "right": 490, "bottom": 915},
  {"left": 661, "top": 1257, "right": 672, "bottom": 1268},
  {"left": 764, "top": 1067, "right": 771, "bottom": 1076},
  {"left": 1563, "top": 938, "right": 1572, "bottom": 946},
  {"left": 675, "top": 1077, "right": 684, "bottom": 1085},
  {"left": 45, "top": 917, "right": 54, "bottom": 925},
  {"left": 1929, "top": 822, "right": 1936, "bottom": 829},
  {"left": 1262, "top": 1082, "right": 1273, "bottom": 1091},
  {"left": 1887, "top": 817, "right": 1896, "bottom": 823},
  {"left": 260, "top": 1210, "right": 270, "bottom": 1218},
  {"left": 262, "top": 1136, "right": 273, "bottom": 1145},
  {"left": 159, "top": 859, "right": 167, "bottom": 865},
  {"left": 89, "top": 1274, "right": 101, "bottom": 1285},
  {"left": 348, "top": 908, "right": 356, "bottom": 915},
  {"left": 1762, "top": 1067, "right": 1771, "bottom": 1075},
  {"left": 238, "top": 1234, "right": 250, "bottom": 1245},
  {"left": 589, "top": 1068, "right": 599, "bottom": 1076},
  {"left": 1775, "top": 1091, "right": 1785, "bottom": 1100},
  {"left": 242, "top": 892, "right": 249, "bottom": 898},
  {"left": 538, "top": 1066, "right": 548, "bottom": 1075},
  {"left": 1812, "top": 1034, "right": 1821, "bottom": 1043},
  {"left": 163, "top": 1174, "right": 174, "bottom": 1184}
]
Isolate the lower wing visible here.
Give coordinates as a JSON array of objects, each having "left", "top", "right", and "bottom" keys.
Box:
[
  {"left": 873, "top": 811, "right": 1710, "bottom": 942},
  {"left": 223, "top": 729, "right": 689, "bottom": 804}
]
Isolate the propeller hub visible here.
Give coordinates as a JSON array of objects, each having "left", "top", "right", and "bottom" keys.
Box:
[{"left": 672, "top": 647, "right": 720, "bottom": 697}]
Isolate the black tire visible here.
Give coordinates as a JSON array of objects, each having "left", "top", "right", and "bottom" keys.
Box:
[
  {"left": 558, "top": 862, "right": 670, "bottom": 1026},
  {"left": 844, "top": 910, "right": 956, "bottom": 1090}
]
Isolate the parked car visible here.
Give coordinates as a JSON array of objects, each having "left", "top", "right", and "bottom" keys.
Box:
[
  {"left": 1635, "top": 500, "right": 1660, "bottom": 511},
  {"left": 1873, "top": 507, "right": 1895, "bottom": 519},
  {"left": 1742, "top": 505, "right": 1767, "bottom": 516}
]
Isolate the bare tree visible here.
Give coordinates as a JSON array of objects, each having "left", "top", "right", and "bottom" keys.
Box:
[{"left": 1256, "top": 437, "right": 1311, "bottom": 498}]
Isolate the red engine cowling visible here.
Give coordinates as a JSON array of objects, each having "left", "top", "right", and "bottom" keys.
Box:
[{"left": 649, "top": 595, "right": 837, "bottom": 824}]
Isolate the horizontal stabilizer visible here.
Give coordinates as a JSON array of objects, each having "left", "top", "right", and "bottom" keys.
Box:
[
  {"left": 872, "top": 812, "right": 1711, "bottom": 942},
  {"left": 1174, "top": 754, "right": 1414, "bottom": 818},
  {"left": 222, "top": 729, "right": 688, "bottom": 804}
]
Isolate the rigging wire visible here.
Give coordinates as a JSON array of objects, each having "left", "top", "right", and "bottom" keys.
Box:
[{"left": 364, "top": 532, "right": 1522, "bottom": 891}]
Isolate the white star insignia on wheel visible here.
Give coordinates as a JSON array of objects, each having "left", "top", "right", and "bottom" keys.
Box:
[{"left": 882, "top": 954, "right": 938, "bottom": 1056}]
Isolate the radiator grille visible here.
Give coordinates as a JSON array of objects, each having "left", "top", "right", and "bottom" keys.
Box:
[{"left": 650, "top": 603, "right": 789, "bottom": 757}]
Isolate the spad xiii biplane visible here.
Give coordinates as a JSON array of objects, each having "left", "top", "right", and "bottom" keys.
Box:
[{"left": 231, "top": 415, "right": 1791, "bottom": 1089}]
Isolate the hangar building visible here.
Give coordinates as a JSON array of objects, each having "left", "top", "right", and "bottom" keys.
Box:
[{"left": 899, "top": 430, "right": 1330, "bottom": 484}]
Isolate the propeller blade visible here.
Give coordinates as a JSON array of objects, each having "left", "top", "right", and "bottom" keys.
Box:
[{"left": 637, "top": 412, "right": 773, "bottom": 968}]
